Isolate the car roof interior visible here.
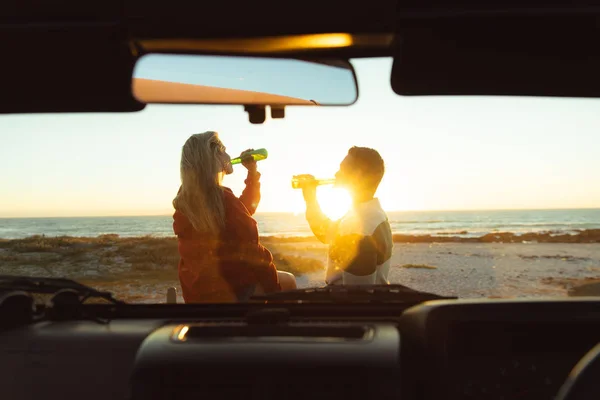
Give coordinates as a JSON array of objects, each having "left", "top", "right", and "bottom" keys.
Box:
[{"left": 2, "top": 0, "right": 600, "bottom": 114}]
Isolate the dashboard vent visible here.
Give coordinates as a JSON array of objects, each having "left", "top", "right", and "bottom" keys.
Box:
[
  {"left": 174, "top": 324, "right": 372, "bottom": 342},
  {"left": 183, "top": 317, "right": 375, "bottom": 324}
]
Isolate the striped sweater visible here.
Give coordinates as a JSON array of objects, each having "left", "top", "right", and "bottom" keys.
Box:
[{"left": 306, "top": 198, "right": 393, "bottom": 285}]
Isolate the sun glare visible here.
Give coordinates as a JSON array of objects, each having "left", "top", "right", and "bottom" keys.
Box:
[{"left": 317, "top": 187, "right": 352, "bottom": 220}]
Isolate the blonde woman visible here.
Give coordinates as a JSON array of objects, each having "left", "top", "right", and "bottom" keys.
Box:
[{"left": 172, "top": 131, "right": 296, "bottom": 303}]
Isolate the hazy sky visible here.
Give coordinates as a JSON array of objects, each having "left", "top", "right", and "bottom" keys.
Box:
[{"left": 1, "top": 57, "right": 599, "bottom": 218}]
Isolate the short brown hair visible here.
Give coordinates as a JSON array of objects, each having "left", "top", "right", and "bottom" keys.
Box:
[{"left": 347, "top": 146, "right": 385, "bottom": 191}]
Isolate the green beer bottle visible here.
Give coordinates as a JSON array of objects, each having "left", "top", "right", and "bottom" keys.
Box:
[
  {"left": 291, "top": 175, "right": 336, "bottom": 189},
  {"left": 230, "top": 148, "right": 269, "bottom": 165}
]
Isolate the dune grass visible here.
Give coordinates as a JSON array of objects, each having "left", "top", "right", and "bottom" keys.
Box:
[
  {"left": 0, "top": 234, "right": 324, "bottom": 278},
  {"left": 0, "top": 235, "right": 325, "bottom": 303}
]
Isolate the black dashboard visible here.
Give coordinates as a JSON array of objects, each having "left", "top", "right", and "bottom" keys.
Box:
[
  {"left": 400, "top": 299, "right": 600, "bottom": 400},
  {"left": 446, "top": 320, "right": 600, "bottom": 399},
  {"left": 1, "top": 299, "right": 599, "bottom": 400}
]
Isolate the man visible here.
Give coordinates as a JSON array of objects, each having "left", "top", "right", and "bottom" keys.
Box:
[{"left": 300, "top": 146, "right": 393, "bottom": 285}]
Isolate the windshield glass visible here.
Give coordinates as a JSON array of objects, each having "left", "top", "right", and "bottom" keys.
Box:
[{"left": 1, "top": 57, "right": 599, "bottom": 303}]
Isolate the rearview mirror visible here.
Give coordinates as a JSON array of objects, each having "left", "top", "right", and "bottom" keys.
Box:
[{"left": 132, "top": 54, "right": 358, "bottom": 106}]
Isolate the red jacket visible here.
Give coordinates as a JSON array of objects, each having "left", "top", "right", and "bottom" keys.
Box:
[{"left": 173, "top": 172, "right": 280, "bottom": 303}]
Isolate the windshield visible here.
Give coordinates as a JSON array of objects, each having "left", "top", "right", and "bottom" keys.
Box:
[{"left": 1, "top": 57, "right": 599, "bottom": 303}]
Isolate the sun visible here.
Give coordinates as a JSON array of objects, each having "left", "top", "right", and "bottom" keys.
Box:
[
  {"left": 317, "top": 187, "right": 352, "bottom": 220},
  {"left": 289, "top": 186, "right": 351, "bottom": 219}
]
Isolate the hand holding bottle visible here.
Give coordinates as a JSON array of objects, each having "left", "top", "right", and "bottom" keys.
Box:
[
  {"left": 292, "top": 174, "right": 319, "bottom": 203},
  {"left": 230, "top": 148, "right": 268, "bottom": 166},
  {"left": 240, "top": 148, "right": 258, "bottom": 173}
]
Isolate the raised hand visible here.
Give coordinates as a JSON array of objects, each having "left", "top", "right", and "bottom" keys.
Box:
[
  {"left": 296, "top": 174, "right": 318, "bottom": 203},
  {"left": 240, "top": 148, "right": 257, "bottom": 173}
]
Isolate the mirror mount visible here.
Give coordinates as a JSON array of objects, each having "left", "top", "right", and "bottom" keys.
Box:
[
  {"left": 271, "top": 106, "right": 285, "bottom": 119},
  {"left": 244, "top": 105, "right": 267, "bottom": 124},
  {"left": 243, "top": 105, "right": 286, "bottom": 124}
]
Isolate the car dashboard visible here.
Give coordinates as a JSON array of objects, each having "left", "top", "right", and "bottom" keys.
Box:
[
  {"left": 1, "top": 299, "right": 599, "bottom": 400},
  {"left": 400, "top": 299, "right": 600, "bottom": 400}
]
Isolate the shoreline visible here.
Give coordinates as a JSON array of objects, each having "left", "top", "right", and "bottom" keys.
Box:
[
  {"left": 263, "top": 229, "right": 600, "bottom": 244},
  {"left": 1, "top": 228, "right": 599, "bottom": 244}
]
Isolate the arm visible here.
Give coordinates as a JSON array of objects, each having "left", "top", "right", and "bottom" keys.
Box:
[
  {"left": 238, "top": 170, "right": 261, "bottom": 215},
  {"left": 301, "top": 176, "right": 335, "bottom": 244},
  {"left": 305, "top": 198, "right": 335, "bottom": 244},
  {"left": 251, "top": 242, "right": 281, "bottom": 293},
  {"left": 237, "top": 149, "right": 261, "bottom": 215}
]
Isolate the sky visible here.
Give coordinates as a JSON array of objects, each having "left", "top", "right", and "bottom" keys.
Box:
[{"left": 1, "top": 57, "right": 600, "bottom": 218}]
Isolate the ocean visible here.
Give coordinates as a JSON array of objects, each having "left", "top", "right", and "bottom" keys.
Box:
[{"left": 0, "top": 209, "right": 598, "bottom": 240}]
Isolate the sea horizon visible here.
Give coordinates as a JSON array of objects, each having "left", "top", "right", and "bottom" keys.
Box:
[{"left": 1, "top": 208, "right": 598, "bottom": 240}]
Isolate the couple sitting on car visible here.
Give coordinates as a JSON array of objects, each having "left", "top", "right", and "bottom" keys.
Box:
[{"left": 172, "top": 131, "right": 392, "bottom": 303}]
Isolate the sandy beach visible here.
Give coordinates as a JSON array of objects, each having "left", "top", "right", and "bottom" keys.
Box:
[
  {"left": 1, "top": 233, "right": 599, "bottom": 303},
  {"left": 292, "top": 242, "right": 600, "bottom": 298}
]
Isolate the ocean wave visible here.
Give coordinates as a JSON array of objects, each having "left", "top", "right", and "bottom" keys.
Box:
[
  {"left": 486, "top": 223, "right": 600, "bottom": 229},
  {"left": 2, "top": 210, "right": 599, "bottom": 241},
  {"left": 388, "top": 220, "right": 447, "bottom": 224},
  {"left": 261, "top": 229, "right": 600, "bottom": 244},
  {"left": 3, "top": 229, "right": 600, "bottom": 244}
]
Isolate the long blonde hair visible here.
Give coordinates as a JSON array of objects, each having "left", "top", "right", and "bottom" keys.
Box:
[{"left": 173, "top": 131, "right": 226, "bottom": 234}]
